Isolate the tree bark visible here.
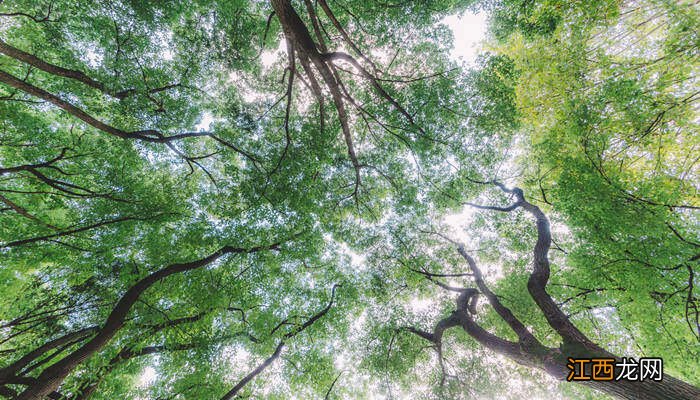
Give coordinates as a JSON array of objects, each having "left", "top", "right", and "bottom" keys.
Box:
[
  {"left": 0, "top": 327, "right": 96, "bottom": 386},
  {"left": 413, "top": 184, "right": 700, "bottom": 400},
  {"left": 453, "top": 305, "right": 700, "bottom": 400},
  {"left": 13, "top": 243, "right": 281, "bottom": 400},
  {"left": 582, "top": 376, "right": 700, "bottom": 400},
  {"left": 0, "top": 39, "right": 106, "bottom": 93},
  {"left": 541, "top": 353, "right": 700, "bottom": 400}
]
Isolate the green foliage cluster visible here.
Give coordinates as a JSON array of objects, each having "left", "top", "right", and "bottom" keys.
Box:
[{"left": 0, "top": 0, "right": 697, "bottom": 399}]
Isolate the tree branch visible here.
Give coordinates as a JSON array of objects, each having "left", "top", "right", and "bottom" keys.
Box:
[{"left": 14, "top": 237, "right": 290, "bottom": 400}]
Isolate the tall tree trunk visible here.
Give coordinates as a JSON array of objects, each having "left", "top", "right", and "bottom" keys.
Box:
[
  {"left": 14, "top": 243, "right": 280, "bottom": 400},
  {"left": 585, "top": 375, "right": 700, "bottom": 400},
  {"left": 456, "top": 305, "right": 700, "bottom": 400},
  {"left": 542, "top": 355, "right": 700, "bottom": 400},
  {"left": 412, "top": 184, "right": 700, "bottom": 400}
]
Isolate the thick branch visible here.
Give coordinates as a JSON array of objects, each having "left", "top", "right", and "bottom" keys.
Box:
[
  {"left": 322, "top": 51, "right": 423, "bottom": 134},
  {"left": 467, "top": 182, "right": 602, "bottom": 349},
  {"left": 14, "top": 239, "right": 286, "bottom": 400},
  {"left": 316, "top": 0, "right": 379, "bottom": 73},
  {"left": 0, "top": 193, "right": 58, "bottom": 229},
  {"left": 219, "top": 342, "right": 284, "bottom": 400},
  {"left": 0, "top": 39, "right": 180, "bottom": 101},
  {"left": 0, "top": 69, "right": 208, "bottom": 143},
  {"left": 0, "top": 327, "right": 97, "bottom": 386},
  {"left": 455, "top": 245, "right": 542, "bottom": 348},
  {"left": 0, "top": 39, "right": 106, "bottom": 93}
]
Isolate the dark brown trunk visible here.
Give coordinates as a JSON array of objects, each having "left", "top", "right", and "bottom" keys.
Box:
[
  {"left": 14, "top": 243, "right": 278, "bottom": 400},
  {"left": 0, "top": 327, "right": 96, "bottom": 385},
  {"left": 417, "top": 185, "right": 700, "bottom": 400},
  {"left": 584, "top": 376, "right": 700, "bottom": 400},
  {"left": 541, "top": 356, "right": 700, "bottom": 400},
  {"left": 0, "top": 39, "right": 106, "bottom": 93}
]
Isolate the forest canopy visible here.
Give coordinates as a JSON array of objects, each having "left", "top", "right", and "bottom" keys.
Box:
[{"left": 0, "top": 0, "right": 698, "bottom": 399}]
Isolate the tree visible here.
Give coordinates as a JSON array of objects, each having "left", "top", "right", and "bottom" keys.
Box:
[
  {"left": 481, "top": 0, "right": 699, "bottom": 381},
  {"left": 403, "top": 182, "right": 699, "bottom": 399},
  {"left": 0, "top": 0, "right": 697, "bottom": 399}
]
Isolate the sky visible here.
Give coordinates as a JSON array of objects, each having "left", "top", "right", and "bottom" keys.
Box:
[
  {"left": 182, "top": 12, "right": 491, "bottom": 398},
  {"left": 443, "top": 11, "right": 489, "bottom": 64},
  {"left": 103, "top": 7, "right": 552, "bottom": 400},
  {"left": 195, "top": 11, "right": 488, "bottom": 132}
]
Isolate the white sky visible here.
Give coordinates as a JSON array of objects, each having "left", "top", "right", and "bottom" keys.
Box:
[
  {"left": 443, "top": 12, "right": 489, "bottom": 64},
  {"left": 186, "top": 14, "right": 495, "bottom": 398},
  {"left": 196, "top": 11, "right": 487, "bottom": 132}
]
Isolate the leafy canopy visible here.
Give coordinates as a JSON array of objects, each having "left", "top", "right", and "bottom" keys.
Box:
[{"left": 0, "top": 0, "right": 698, "bottom": 399}]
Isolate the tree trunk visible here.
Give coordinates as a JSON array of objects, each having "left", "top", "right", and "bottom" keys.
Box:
[
  {"left": 585, "top": 376, "right": 700, "bottom": 400},
  {"left": 13, "top": 243, "right": 280, "bottom": 400},
  {"left": 544, "top": 358, "right": 700, "bottom": 400}
]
